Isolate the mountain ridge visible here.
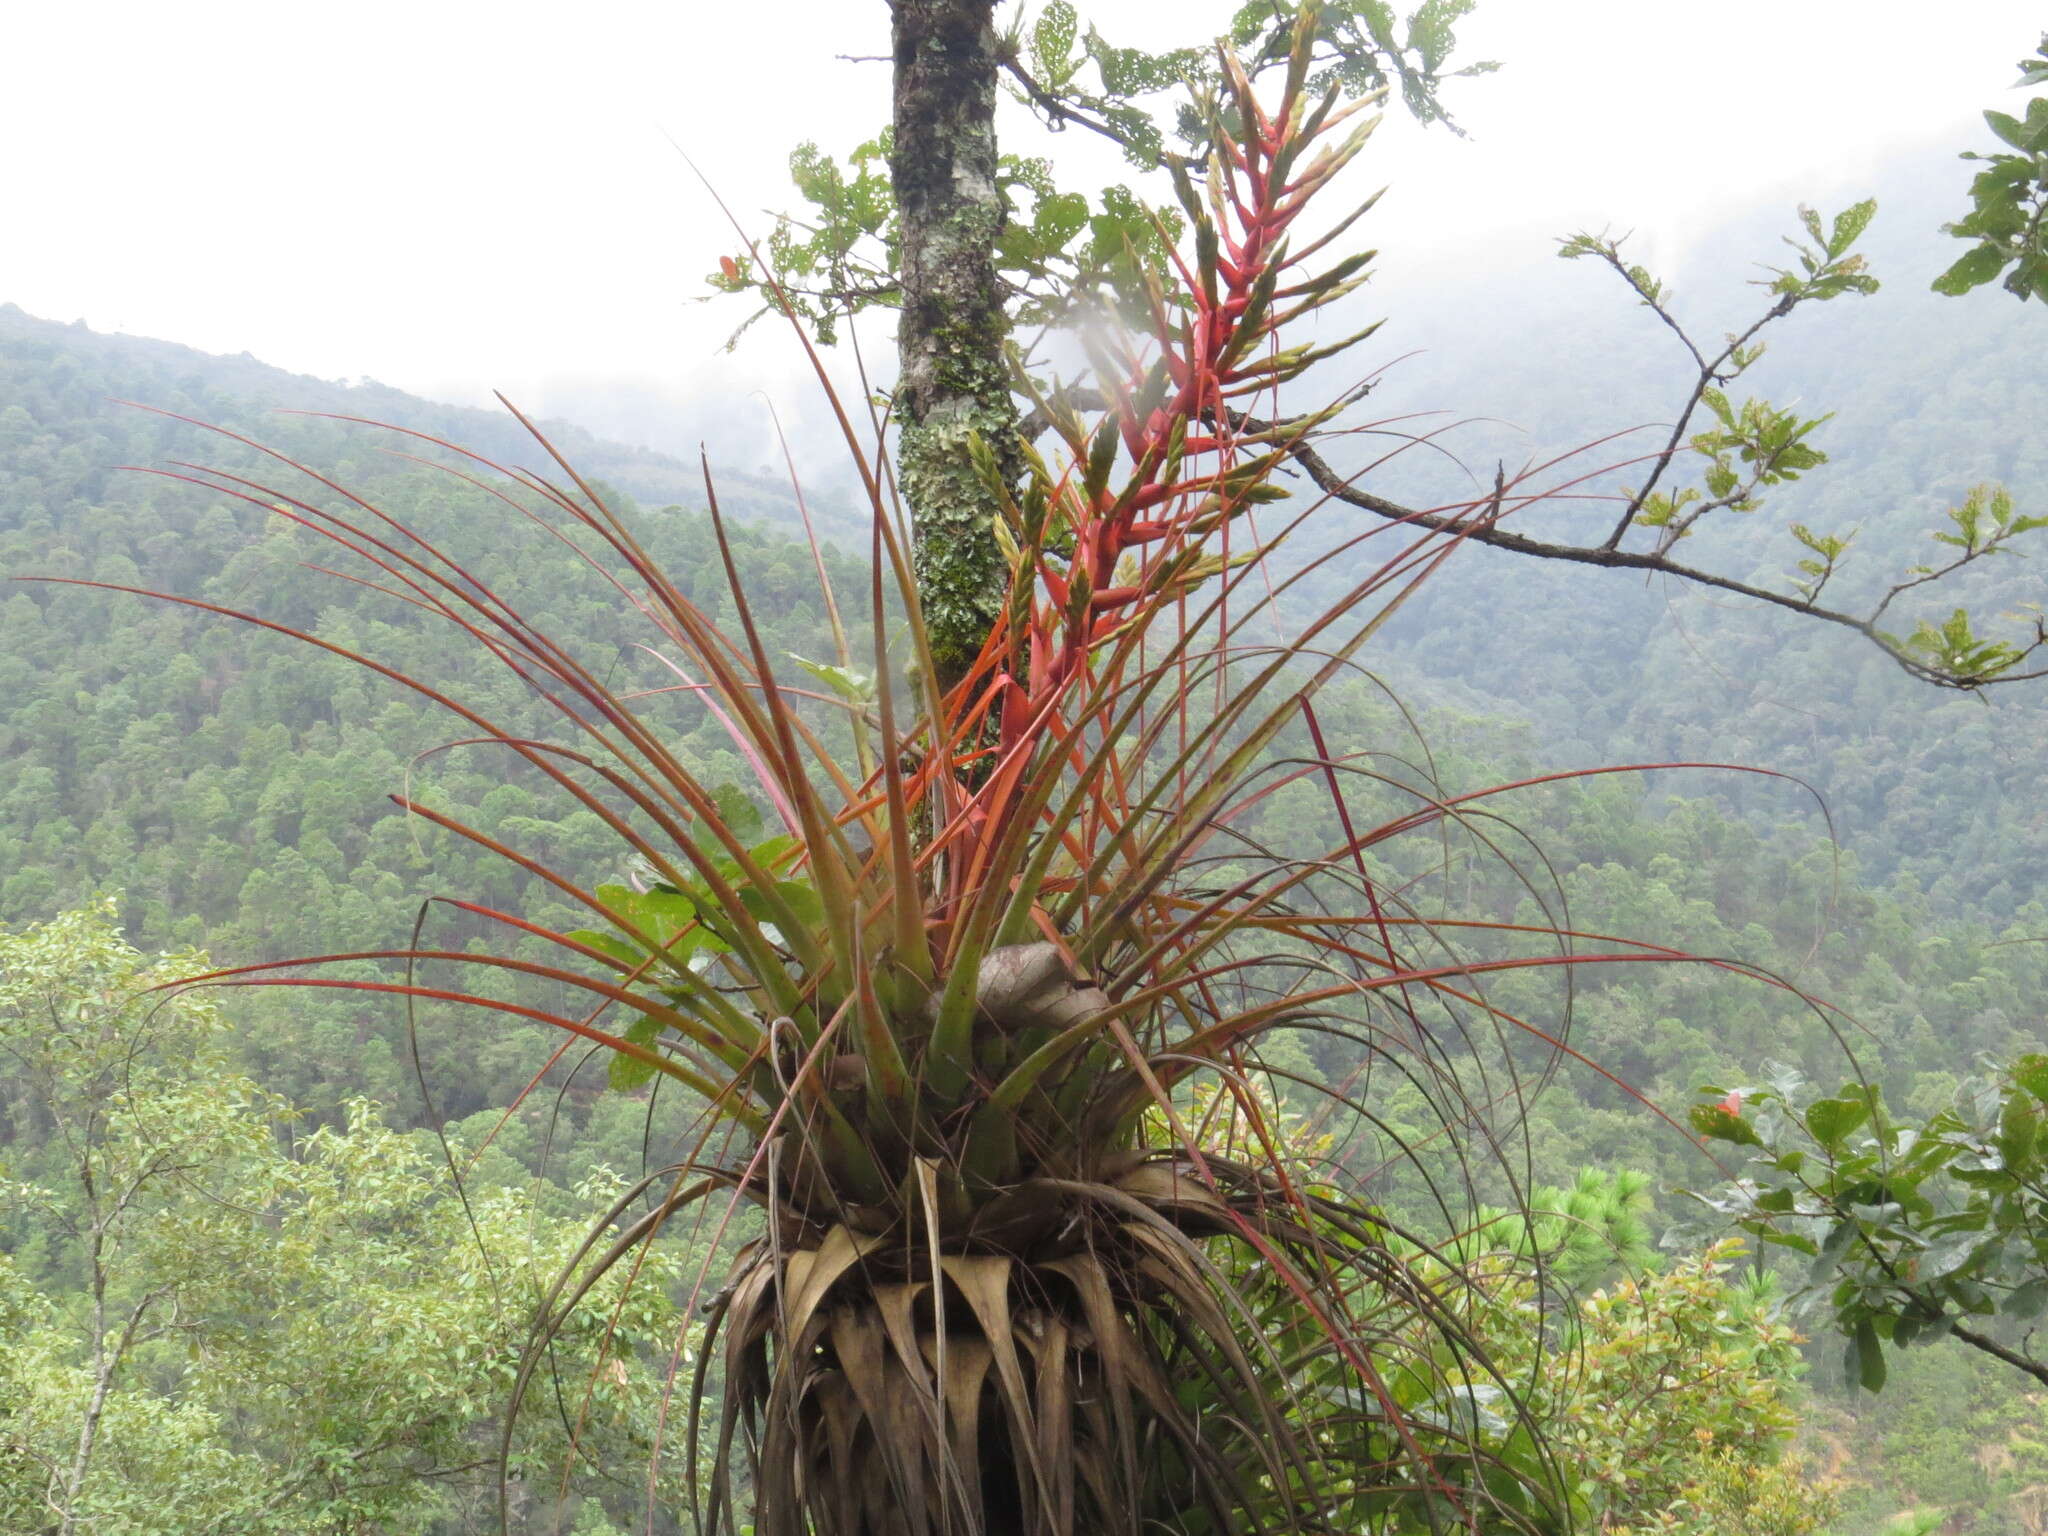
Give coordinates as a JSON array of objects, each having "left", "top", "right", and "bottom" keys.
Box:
[{"left": 0, "top": 301, "right": 856, "bottom": 543}]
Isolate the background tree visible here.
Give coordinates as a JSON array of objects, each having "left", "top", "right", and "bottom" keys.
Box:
[
  {"left": 0, "top": 902, "right": 693, "bottom": 1534},
  {"left": 716, "top": 2, "right": 2047, "bottom": 688}
]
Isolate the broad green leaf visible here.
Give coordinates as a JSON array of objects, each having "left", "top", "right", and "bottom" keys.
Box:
[
  {"left": 2006, "top": 1277, "right": 2048, "bottom": 1320},
  {"left": 1807, "top": 1094, "right": 1872, "bottom": 1151},
  {"left": 2011, "top": 1053, "right": 2048, "bottom": 1103},
  {"left": 564, "top": 928, "right": 646, "bottom": 969},
  {"left": 1690, "top": 1101, "right": 1762, "bottom": 1146},
  {"left": 1915, "top": 1234, "right": 1980, "bottom": 1283},
  {"left": 1933, "top": 242, "right": 2008, "bottom": 296},
  {"left": 1032, "top": 0, "right": 1078, "bottom": 82},
  {"left": 1999, "top": 1088, "right": 2041, "bottom": 1166},
  {"left": 1850, "top": 1315, "right": 1888, "bottom": 1392},
  {"left": 711, "top": 783, "right": 766, "bottom": 844},
  {"left": 1984, "top": 109, "right": 2030, "bottom": 151},
  {"left": 789, "top": 654, "right": 876, "bottom": 705},
  {"left": 608, "top": 1017, "right": 663, "bottom": 1091},
  {"left": 1829, "top": 198, "right": 1876, "bottom": 255}
]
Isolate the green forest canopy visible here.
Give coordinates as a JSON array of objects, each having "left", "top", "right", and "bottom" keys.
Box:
[{"left": 1, "top": 133, "right": 2045, "bottom": 1530}]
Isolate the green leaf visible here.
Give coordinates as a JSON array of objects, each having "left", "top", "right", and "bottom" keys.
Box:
[
  {"left": 1984, "top": 109, "right": 2031, "bottom": 151},
  {"left": 710, "top": 783, "right": 766, "bottom": 843},
  {"left": 1033, "top": 190, "right": 1091, "bottom": 250},
  {"left": 1915, "top": 1234, "right": 1979, "bottom": 1283},
  {"left": 1850, "top": 1315, "right": 1888, "bottom": 1392},
  {"left": 1933, "top": 242, "right": 2009, "bottom": 296},
  {"left": 1690, "top": 1101, "right": 1762, "bottom": 1146},
  {"left": 1829, "top": 198, "right": 1877, "bottom": 256},
  {"left": 2011, "top": 1053, "right": 2048, "bottom": 1103},
  {"left": 789, "top": 654, "right": 876, "bottom": 705},
  {"left": 1999, "top": 1089, "right": 2041, "bottom": 1164},
  {"left": 1815, "top": 1218, "right": 1859, "bottom": 1276},
  {"left": 564, "top": 929, "right": 645, "bottom": 970},
  {"left": 607, "top": 1017, "right": 663, "bottom": 1091},
  {"left": 590, "top": 885, "right": 703, "bottom": 969},
  {"left": 2006, "top": 1277, "right": 2048, "bottom": 1320},
  {"left": 1807, "top": 1094, "right": 1872, "bottom": 1151},
  {"left": 1031, "top": 0, "right": 1078, "bottom": 82}
]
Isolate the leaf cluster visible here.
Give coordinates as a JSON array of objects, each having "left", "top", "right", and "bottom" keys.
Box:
[
  {"left": 1558, "top": 206, "right": 2048, "bottom": 687},
  {"left": 711, "top": 0, "right": 1485, "bottom": 351},
  {"left": 1685, "top": 1055, "right": 2048, "bottom": 1395},
  {"left": 1934, "top": 34, "right": 2048, "bottom": 304}
]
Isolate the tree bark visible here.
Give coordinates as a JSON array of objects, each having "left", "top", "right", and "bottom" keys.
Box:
[{"left": 890, "top": 0, "right": 1024, "bottom": 687}]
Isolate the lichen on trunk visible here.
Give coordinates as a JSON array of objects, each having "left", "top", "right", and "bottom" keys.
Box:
[{"left": 891, "top": 0, "right": 1025, "bottom": 687}]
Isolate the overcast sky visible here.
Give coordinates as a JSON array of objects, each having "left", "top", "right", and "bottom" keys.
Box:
[{"left": 4, "top": 0, "right": 2037, "bottom": 438}]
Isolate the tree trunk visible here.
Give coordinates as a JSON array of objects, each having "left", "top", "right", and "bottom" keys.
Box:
[{"left": 890, "top": 0, "right": 1024, "bottom": 687}]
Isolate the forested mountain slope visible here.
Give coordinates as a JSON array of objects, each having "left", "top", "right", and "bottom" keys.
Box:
[
  {"left": 1323, "top": 153, "right": 2048, "bottom": 913},
  {"left": 2, "top": 139, "right": 2046, "bottom": 1521},
  {"left": 4, "top": 157, "right": 2043, "bottom": 1161},
  {"left": 0, "top": 303, "right": 834, "bottom": 534},
  {"left": 0, "top": 305, "right": 862, "bottom": 1127}
]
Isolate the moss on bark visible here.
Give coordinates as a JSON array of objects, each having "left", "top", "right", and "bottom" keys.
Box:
[{"left": 891, "top": 0, "right": 1025, "bottom": 686}]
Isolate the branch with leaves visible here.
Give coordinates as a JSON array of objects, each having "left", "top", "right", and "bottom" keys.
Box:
[
  {"left": 715, "top": 7, "right": 2048, "bottom": 694},
  {"left": 1684, "top": 1056, "right": 2048, "bottom": 1394},
  {"left": 1263, "top": 203, "right": 2047, "bottom": 690},
  {"left": 709, "top": 0, "right": 1481, "bottom": 348},
  {"left": 1233, "top": 398, "right": 2048, "bottom": 689},
  {"left": 1934, "top": 32, "right": 2048, "bottom": 304},
  {"left": 1000, "top": 0, "right": 1497, "bottom": 166}
]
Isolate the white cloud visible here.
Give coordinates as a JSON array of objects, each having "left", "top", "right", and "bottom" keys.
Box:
[{"left": 4, "top": 0, "right": 2035, "bottom": 447}]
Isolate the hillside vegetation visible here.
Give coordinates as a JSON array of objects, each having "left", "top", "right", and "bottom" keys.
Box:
[{"left": 1, "top": 152, "right": 2044, "bottom": 1527}]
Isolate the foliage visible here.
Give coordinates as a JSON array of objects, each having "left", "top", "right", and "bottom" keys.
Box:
[
  {"left": 11, "top": 276, "right": 2048, "bottom": 1520},
  {"left": 1685, "top": 1055, "right": 2048, "bottom": 1394},
  {"left": 1934, "top": 34, "right": 2048, "bottom": 304},
  {"left": 0, "top": 901, "right": 691, "bottom": 1533},
  {"left": 708, "top": 0, "right": 1486, "bottom": 343},
  {"left": 712, "top": 127, "right": 1184, "bottom": 345},
  {"left": 70, "top": 17, "right": 1782, "bottom": 1533},
  {"left": 1470, "top": 1167, "right": 1660, "bottom": 1295},
  {"left": 1233, "top": 1096, "right": 1836, "bottom": 1534},
  {"left": 1820, "top": 1335, "right": 2048, "bottom": 1535},
  {"left": 1169, "top": 1099, "right": 1828, "bottom": 1534},
  {"left": 12, "top": 15, "right": 2048, "bottom": 1536},
  {"left": 720, "top": 6, "right": 2048, "bottom": 690},
  {"left": 1557, "top": 206, "right": 2048, "bottom": 687},
  {"left": 1471, "top": 1239, "right": 1836, "bottom": 1536}
]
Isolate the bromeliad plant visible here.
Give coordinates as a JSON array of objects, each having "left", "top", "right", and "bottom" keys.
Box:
[{"left": 69, "top": 14, "right": 1751, "bottom": 1536}]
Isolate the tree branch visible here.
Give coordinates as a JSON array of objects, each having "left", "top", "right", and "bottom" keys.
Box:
[
  {"left": 1226, "top": 407, "right": 2048, "bottom": 691},
  {"left": 1000, "top": 57, "right": 1177, "bottom": 170},
  {"left": 1949, "top": 1320, "right": 2048, "bottom": 1388}
]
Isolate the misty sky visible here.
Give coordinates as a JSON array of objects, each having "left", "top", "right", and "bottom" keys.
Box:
[{"left": 5, "top": 0, "right": 2037, "bottom": 435}]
